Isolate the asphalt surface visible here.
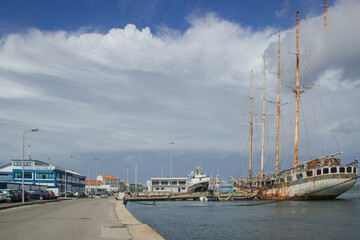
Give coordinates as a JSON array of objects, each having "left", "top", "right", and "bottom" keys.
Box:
[{"left": 0, "top": 197, "right": 132, "bottom": 240}]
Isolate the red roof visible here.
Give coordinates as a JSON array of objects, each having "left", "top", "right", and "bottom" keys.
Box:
[
  {"left": 100, "top": 175, "right": 117, "bottom": 179},
  {"left": 85, "top": 180, "right": 104, "bottom": 186}
]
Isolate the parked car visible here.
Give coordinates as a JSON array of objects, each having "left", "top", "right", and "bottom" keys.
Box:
[
  {"left": 23, "top": 190, "right": 30, "bottom": 201},
  {"left": 100, "top": 192, "right": 108, "bottom": 198},
  {"left": 46, "top": 190, "right": 57, "bottom": 199},
  {"left": 66, "top": 192, "right": 74, "bottom": 197},
  {"left": 0, "top": 190, "right": 16, "bottom": 202},
  {"left": 29, "top": 190, "right": 41, "bottom": 199},
  {"left": 34, "top": 190, "right": 47, "bottom": 200},
  {"left": 0, "top": 190, "right": 11, "bottom": 203},
  {"left": 11, "top": 189, "right": 24, "bottom": 202}
]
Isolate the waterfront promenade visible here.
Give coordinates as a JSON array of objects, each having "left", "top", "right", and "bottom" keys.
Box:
[{"left": 0, "top": 197, "right": 164, "bottom": 240}]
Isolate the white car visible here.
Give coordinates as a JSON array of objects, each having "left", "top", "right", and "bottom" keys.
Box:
[{"left": 0, "top": 191, "right": 11, "bottom": 203}]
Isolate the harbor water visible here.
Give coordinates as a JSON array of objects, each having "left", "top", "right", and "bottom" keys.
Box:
[{"left": 126, "top": 187, "right": 360, "bottom": 240}]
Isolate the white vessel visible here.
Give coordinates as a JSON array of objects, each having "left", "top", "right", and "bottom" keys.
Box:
[{"left": 187, "top": 167, "right": 211, "bottom": 193}]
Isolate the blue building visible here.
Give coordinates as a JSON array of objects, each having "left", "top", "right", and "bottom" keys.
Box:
[{"left": 0, "top": 159, "right": 85, "bottom": 192}]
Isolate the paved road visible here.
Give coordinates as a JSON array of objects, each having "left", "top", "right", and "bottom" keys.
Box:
[{"left": 0, "top": 197, "right": 131, "bottom": 240}]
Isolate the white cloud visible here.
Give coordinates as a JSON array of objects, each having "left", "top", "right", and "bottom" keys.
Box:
[
  {"left": 275, "top": 0, "right": 290, "bottom": 17},
  {"left": 0, "top": 0, "right": 359, "bottom": 181}
]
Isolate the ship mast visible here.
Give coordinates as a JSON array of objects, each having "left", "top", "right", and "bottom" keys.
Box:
[
  {"left": 261, "top": 54, "right": 266, "bottom": 178},
  {"left": 275, "top": 34, "right": 280, "bottom": 175},
  {"left": 249, "top": 70, "right": 254, "bottom": 181},
  {"left": 324, "top": 0, "right": 327, "bottom": 32},
  {"left": 294, "top": 12, "right": 300, "bottom": 168}
]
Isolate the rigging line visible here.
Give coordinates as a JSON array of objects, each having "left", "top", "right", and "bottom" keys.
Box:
[
  {"left": 280, "top": 110, "right": 291, "bottom": 170},
  {"left": 239, "top": 131, "right": 251, "bottom": 178},
  {"left": 283, "top": 96, "right": 296, "bottom": 169},
  {"left": 264, "top": 111, "right": 276, "bottom": 170},
  {"left": 300, "top": 99, "right": 312, "bottom": 159}
]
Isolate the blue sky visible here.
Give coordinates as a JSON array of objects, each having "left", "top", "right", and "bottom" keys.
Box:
[
  {"left": 0, "top": 0, "right": 359, "bottom": 184},
  {"left": 0, "top": 0, "right": 326, "bottom": 35}
]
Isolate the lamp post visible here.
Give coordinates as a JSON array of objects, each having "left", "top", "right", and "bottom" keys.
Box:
[
  {"left": 169, "top": 142, "right": 175, "bottom": 193},
  {"left": 65, "top": 154, "right": 75, "bottom": 198},
  {"left": 87, "top": 165, "right": 94, "bottom": 195},
  {"left": 22, "top": 128, "right": 38, "bottom": 204},
  {"left": 95, "top": 158, "right": 99, "bottom": 195}
]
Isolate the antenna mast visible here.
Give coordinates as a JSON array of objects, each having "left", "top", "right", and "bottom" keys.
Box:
[{"left": 294, "top": 12, "right": 300, "bottom": 168}]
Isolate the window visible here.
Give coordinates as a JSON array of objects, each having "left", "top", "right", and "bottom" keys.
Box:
[
  {"left": 354, "top": 168, "right": 357, "bottom": 174},
  {"left": 347, "top": 167, "right": 352, "bottom": 173},
  {"left": 297, "top": 173, "right": 303, "bottom": 180},
  {"left": 339, "top": 167, "right": 345, "bottom": 173},
  {"left": 182, "top": 188, "right": 185, "bottom": 190},
  {"left": 161, "top": 181, "right": 169, "bottom": 185},
  {"left": 155, "top": 188, "right": 159, "bottom": 190},
  {"left": 280, "top": 178, "right": 285, "bottom": 183},
  {"left": 152, "top": 181, "right": 159, "bottom": 185},
  {"left": 161, "top": 188, "right": 165, "bottom": 190},
  {"left": 331, "top": 167, "right": 337, "bottom": 173},
  {"left": 287, "top": 176, "right": 292, "bottom": 182},
  {"left": 316, "top": 169, "right": 322, "bottom": 175},
  {"left": 323, "top": 168, "right": 329, "bottom": 174},
  {"left": 179, "top": 181, "right": 186, "bottom": 185},
  {"left": 171, "top": 182, "right": 177, "bottom": 185},
  {"left": 36, "top": 173, "right": 54, "bottom": 179},
  {"left": 14, "top": 172, "right": 32, "bottom": 179},
  {"left": 306, "top": 171, "right": 313, "bottom": 177}
]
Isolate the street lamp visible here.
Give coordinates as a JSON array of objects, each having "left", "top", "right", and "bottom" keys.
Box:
[
  {"left": 169, "top": 142, "right": 175, "bottom": 193},
  {"left": 22, "top": 128, "right": 38, "bottom": 204},
  {"left": 95, "top": 158, "right": 99, "bottom": 195},
  {"left": 65, "top": 154, "right": 75, "bottom": 198},
  {"left": 87, "top": 164, "right": 94, "bottom": 195}
]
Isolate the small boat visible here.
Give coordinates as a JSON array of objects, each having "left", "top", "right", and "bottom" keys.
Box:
[{"left": 187, "top": 167, "right": 211, "bottom": 193}]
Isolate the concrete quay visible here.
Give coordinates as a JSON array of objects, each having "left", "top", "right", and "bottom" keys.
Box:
[{"left": 115, "top": 200, "right": 165, "bottom": 240}]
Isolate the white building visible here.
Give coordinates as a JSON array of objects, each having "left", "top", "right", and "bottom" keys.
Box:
[
  {"left": 96, "top": 175, "right": 120, "bottom": 192},
  {"left": 146, "top": 177, "right": 188, "bottom": 193}
]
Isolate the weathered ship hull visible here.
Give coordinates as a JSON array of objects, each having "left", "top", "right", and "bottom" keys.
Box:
[{"left": 259, "top": 173, "right": 357, "bottom": 200}]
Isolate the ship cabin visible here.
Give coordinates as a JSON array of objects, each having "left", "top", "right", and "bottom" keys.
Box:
[
  {"left": 238, "top": 152, "right": 358, "bottom": 189},
  {"left": 268, "top": 153, "right": 358, "bottom": 188}
]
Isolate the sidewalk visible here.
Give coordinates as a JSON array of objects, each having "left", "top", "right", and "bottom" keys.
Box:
[{"left": 114, "top": 200, "right": 165, "bottom": 240}]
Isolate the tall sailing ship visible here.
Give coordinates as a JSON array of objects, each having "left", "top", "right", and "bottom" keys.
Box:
[{"left": 233, "top": 11, "right": 358, "bottom": 200}]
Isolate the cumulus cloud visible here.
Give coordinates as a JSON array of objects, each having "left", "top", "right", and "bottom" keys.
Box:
[{"left": 0, "top": 0, "right": 359, "bottom": 180}]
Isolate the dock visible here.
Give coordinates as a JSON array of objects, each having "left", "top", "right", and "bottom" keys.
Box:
[{"left": 122, "top": 191, "right": 256, "bottom": 202}]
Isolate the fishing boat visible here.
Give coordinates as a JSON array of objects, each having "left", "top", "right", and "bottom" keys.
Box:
[
  {"left": 187, "top": 166, "right": 211, "bottom": 193},
  {"left": 233, "top": 11, "right": 358, "bottom": 200}
]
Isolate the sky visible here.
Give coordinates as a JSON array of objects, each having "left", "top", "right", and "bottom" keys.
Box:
[{"left": 0, "top": 0, "right": 359, "bottom": 184}]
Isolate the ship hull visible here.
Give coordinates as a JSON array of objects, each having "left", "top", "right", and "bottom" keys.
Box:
[
  {"left": 259, "top": 173, "right": 357, "bottom": 200},
  {"left": 187, "top": 181, "right": 209, "bottom": 193}
]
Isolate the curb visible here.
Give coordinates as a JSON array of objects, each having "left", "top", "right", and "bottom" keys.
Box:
[
  {"left": 114, "top": 200, "right": 165, "bottom": 240},
  {"left": 0, "top": 198, "right": 72, "bottom": 210}
]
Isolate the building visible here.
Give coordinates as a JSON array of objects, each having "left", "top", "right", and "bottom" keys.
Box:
[
  {"left": 146, "top": 177, "right": 188, "bottom": 193},
  {"left": 97, "top": 175, "right": 119, "bottom": 192},
  {"left": 0, "top": 159, "right": 86, "bottom": 192},
  {"left": 85, "top": 180, "right": 106, "bottom": 194}
]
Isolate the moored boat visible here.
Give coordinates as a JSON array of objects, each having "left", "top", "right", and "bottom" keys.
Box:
[
  {"left": 233, "top": 10, "right": 358, "bottom": 200},
  {"left": 187, "top": 167, "right": 211, "bottom": 193}
]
